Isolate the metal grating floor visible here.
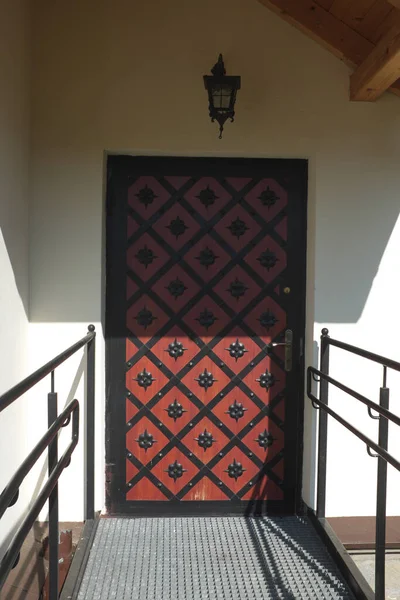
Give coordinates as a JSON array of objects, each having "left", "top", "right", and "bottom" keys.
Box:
[{"left": 77, "top": 517, "right": 355, "bottom": 600}]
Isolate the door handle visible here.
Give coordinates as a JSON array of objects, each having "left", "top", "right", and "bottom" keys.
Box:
[{"left": 271, "top": 329, "right": 293, "bottom": 372}]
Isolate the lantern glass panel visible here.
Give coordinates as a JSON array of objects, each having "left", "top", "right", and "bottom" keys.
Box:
[{"left": 211, "top": 84, "right": 232, "bottom": 110}]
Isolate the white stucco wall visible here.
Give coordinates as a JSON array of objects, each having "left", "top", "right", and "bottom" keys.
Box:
[
  {"left": 0, "top": 0, "right": 32, "bottom": 548},
  {"left": 28, "top": 0, "right": 400, "bottom": 520}
]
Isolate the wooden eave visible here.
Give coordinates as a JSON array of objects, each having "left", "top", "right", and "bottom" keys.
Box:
[{"left": 257, "top": 0, "right": 400, "bottom": 101}]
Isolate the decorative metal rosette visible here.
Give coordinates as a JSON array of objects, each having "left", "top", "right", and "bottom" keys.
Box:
[
  {"left": 196, "top": 309, "right": 217, "bottom": 329},
  {"left": 137, "top": 185, "right": 156, "bottom": 208},
  {"left": 228, "top": 217, "right": 248, "bottom": 239},
  {"left": 135, "top": 245, "right": 157, "bottom": 268},
  {"left": 228, "top": 278, "right": 248, "bottom": 300},
  {"left": 258, "top": 186, "right": 279, "bottom": 207},
  {"left": 197, "top": 185, "right": 217, "bottom": 208},
  {"left": 166, "top": 339, "right": 187, "bottom": 361},
  {"left": 165, "top": 460, "right": 187, "bottom": 481},
  {"left": 195, "top": 429, "right": 216, "bottom": 451},
  {"left": 136, "top": 429, "right": 156, "bottom": 452},
  {"left": 135, "top": 307, "right": 156, "bottom": 329},
  {"left": 257, "top": 249, "right": 278, "bottom": 270},
  {"left": 165, "top": 399, "right": 186, "bottom": 421},
  {"left": 226, "top": 399, "right": 247, "bottom": 422},
  {"left": 255, "top": 429, "right": 274, "bottom": 450},
  {"left": 195, "top": 369, "right": 217, "bottom": 390},
  {"left": 195, "top": 247, "right": 218, "bottom": 269},
  {"left": 166, "top": 277, "right": 187, "bottom": 299},
  {"left": 167, "top": 216, "right": 188, "bottom": 239},
  {"left": 258, "top": 311, "right": 277, "bottom": 330},
  {"left": 225, "top": 458, "right": 245, "bottom": 481},
  {"left": 226, "top": 339, "right": 248, "bottom": 361},
  {"left": 256, "top": 371, "right": 275, "bottom": 390},
  {"left": 134, "top": 368, "right": 155, "bottom": 391}
]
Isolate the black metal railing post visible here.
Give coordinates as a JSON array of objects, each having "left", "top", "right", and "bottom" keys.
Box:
[
  {"left": 375, "top": 369, "right": 389, "bottom": 600},
  {"left": 48, "top": 371, "right": 59, "bottom": 599},
  {"left": 85, "top": 325, "right": 96, "bottom": 521},
  {"left": 317, "top": 328, "right": 330, "bottom": 518}
]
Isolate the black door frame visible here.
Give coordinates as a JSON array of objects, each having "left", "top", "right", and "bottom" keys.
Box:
[{"left": 105, "top": 155, "right": 308, "bottom": 516}]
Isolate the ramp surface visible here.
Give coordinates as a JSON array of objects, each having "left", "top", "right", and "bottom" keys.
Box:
[{"left": 77, "top": 516, "right": 354, "bottom": 600}]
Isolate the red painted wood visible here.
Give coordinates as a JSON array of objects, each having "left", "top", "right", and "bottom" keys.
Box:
[
  {"left": 183, "top": 477, "right": 229, "bottom": 501},
  {"left": 126, "top": 399, "right": 138, "bottom": 423},
  {"left": 127, "top": 477, "right": 168, "bottom": 501},
  {"left": 124, "top": 174, "right": 289, "bottom": 502},
  {"left": 126, "top": 460, "right": 139, "bottom": 484}
]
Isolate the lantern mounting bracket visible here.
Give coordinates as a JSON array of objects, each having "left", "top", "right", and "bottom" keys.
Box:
[{"left": 211, "top": 54, "right": 226, "bottom": 78}]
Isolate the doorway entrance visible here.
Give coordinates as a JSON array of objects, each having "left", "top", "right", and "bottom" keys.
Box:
[{"left": 106, "top": 156, "right": 307, "bottom": 515}]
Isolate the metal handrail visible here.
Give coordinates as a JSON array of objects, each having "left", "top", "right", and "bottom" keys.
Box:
[
  {"left": 0, "top": 399, "right": 79, "bottom": 521},
  {"left": 308, "top": 329, "right": 398, "bottom": 600},
  {"left": 0, "top": 400, "right": 79, "bottom": 588},
  {"left": 327, "top": 336, "right": 400, "bottom": 373},
  {"left": 308, "top": 367, "right": 400, "bottom": 429},
  {"left": 307, "top": 371, "right": 400, "bottom": 472},
  {"left": 0, "top": 325, "right": 96, "bottom": 599},
  {"left": 0, "top": 328, "right": 95, "bottom": 413}
]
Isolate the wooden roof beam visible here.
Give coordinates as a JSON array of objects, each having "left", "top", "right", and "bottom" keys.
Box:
[
  {"left": 256, "top": 0, "right": 372, "bottom": 66},
  {"left": 257, "top": 0, "right": 400, "bottom": 97},
  {"left": 350, "top": 22, "right": 400, "bottom": 100}
]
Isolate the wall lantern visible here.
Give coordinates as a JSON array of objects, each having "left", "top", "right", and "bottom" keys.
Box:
[{"left": 203, "top": 54, "right": 241, "bottom": 139}]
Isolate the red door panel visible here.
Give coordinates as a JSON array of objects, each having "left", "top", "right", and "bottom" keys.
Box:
[{"left": 106, "top": 157, "right": 307, "bottom": 514}]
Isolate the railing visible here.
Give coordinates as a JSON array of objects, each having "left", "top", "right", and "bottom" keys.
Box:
[
  {"left": 307, "top": 329, "right": 400, "bottom": 600},
  {"left": 0, "top": 325, "right": 96, "bottom": 598}
]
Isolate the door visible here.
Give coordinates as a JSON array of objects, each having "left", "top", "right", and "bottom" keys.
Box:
[{"left": 106, "top": 156, "right": 307, "bottom": 515}]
